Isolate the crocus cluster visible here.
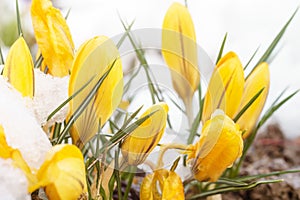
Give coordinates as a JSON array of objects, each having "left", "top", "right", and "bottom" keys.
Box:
[{"left": 0, "top": 0, "right": 272, "bottom": 199}]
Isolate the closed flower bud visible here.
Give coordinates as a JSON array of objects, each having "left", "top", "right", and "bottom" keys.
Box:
[
  {"left": 121, "top": 103, "right": 168, "bottom": 166},
  {"left": 237, "top": 62, "right": 270, "bottom": 138},
  {"left": 162, "top": 3, "right": 199, "bottom": 104},
  {"left": 202, "top": 52, "right": 244, "bottom": 123},
  {"left": 3, "top": 37, "right": 34, "bottom": 98},
  {"left": 68, "top": 36, "right": 123, "bottom": 147}
]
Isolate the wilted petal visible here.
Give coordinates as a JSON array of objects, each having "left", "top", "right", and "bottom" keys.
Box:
[
  {"left": 162, "top": 2, "right": 199, "bottom": 102},
  {"left": 3, "top": 37, "right": 34, "bottom": 98},
  {"left": 202, "top": 52, "right": 244, "bottom": 123},
  {"left": 33, "top": 144, "right": 87, "bottom": 199},
  {"left": 237, "top": 62, "right": 270, "bottom": 138},
  {"left": 121, "top": 103, "right": 169, "bottom": 166},
  {"left": 68, "top": 36, "right": 123, "bottom": 147},
  {"left": 140, "top": 169, "right": 184, "bottom": 200},
  {"left": 31, "top": 0, "right": 74, "bottom": 77},
  {"left": 190, "top": 110, "right": 243, "bottom": 182}
]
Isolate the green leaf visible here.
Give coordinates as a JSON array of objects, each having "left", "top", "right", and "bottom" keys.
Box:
[
  {"left": 187, "top": 84, "right": 203, "bottom": 144},
  {"left": 244, "top": 46, "right": 260, "bottom": 70},
  {"left": 233, "top": 87, "right": 264, "bottom": 122},
  {"left": 187, "top": 179, "right": 283, "bottom": 199},
  {"left": 248, "top": 7, "right": 298, "bottom": 78},
  {"left": 46, "top": 75, "right": 95, "bottom": 122},
  {"left": 170, "top": 157, "right": 181, "bottom": 171},
  {"left": 235, "top": 169, "right": 300, "bottom": 182},
  {"left": 0, "top": 45, "right": 4, "bottom": 65},
  {"left": 16, "top": 0, "right": 23, "bottom": 36},
  {"left": 216, "top": 32, "right": 228, "bottom": 64}
]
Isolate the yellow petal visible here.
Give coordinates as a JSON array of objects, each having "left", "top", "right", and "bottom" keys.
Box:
[
  {"left": 237, "top": 62, "right": 270, "bottom": 138},
  {"left": 68, "top": 36, "right": 123, "bottom": 147},
  {"left": 3, "top": 37, "right": 34, "bottom": 98},
  {"left": 31, "top": 0, "right": 74, "bottom": 77},
  {"left": 191, "top": 110, "right": 243, "bottom": 182},
  {"left": 0, "top": 125, "right": 37, "bottom": 192},
  {"left": 202, "top": 52, "right": 244, "bottom": 123},
  {"left": 162, "top": 2, "right": 199, "bottom": 102},
  {"left": 140, "top": 169, "right": 184, "bottom": 200},
  {"left": 34, "top": 144, "right": 87, "bottom": 199},
  {"left": 121, "top": 103, "right": 169, "bottom": 166}
]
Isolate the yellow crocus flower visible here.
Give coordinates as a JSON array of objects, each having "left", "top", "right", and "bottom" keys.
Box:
[
  {"left": 32, "top": 144, "right": 87, "bottom": 200},
  {"left": 3, "top": 37, "right": 34, "bottom": 98},
  {"left": 140, "top": 169, "right": 184, "bottom": 200},
  {"left": 202, "top": 52, "right": 244, "bottom": 123},
  {"left": 162, "top": 2, "right": 199, "bottom": 109},
  {"left": 0, "top": 125, "right": 37, "bottom": 191},
  {"left": 31, "top": 0, "right": 74, "bottom": 77},
  {"left": 202, "top": 52, "right": 270, "bottom": 138},
  {"left": 121, "top": 102, "right": 168, "bottom": 166},
  {"left": 237, "top": 62, "right": 270, "bottom": 138},
  {"left": 68, "top": 36, "right": 123, "bottom": 147},
  {"left": 188, "top": 110, "right": 243, "bottom": 182}
]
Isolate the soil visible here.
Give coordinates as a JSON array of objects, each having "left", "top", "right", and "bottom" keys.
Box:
[{"left": 222, "top": 124, "right": 300, "bottom": 200}]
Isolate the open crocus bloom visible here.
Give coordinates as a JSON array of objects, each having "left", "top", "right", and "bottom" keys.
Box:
[
  {"left": 121, "top": 102, "right": 169, "bottom": 166},
  {"left": 188, "top": 110, "right": 243, "bottom": 182},
  {"left": 140, "top": 169, "right": 184, "bottom": 200},
  {"left": 202, "top": 52, "right": 270, "bottom": 138}
]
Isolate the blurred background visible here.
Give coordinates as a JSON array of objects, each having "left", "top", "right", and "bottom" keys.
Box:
[{"left": 0, "top": 0, "right": 299, "bottom": 137}]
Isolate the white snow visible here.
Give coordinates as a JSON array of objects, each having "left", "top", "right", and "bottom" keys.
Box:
[
  {"left": 0, "top": 159, "right": 30, "bottom": 200},
  {"left": 0, "top": 76, "right": 51, "bottom": 169},
  {"left": 31, "top": 69, "right": 69, "bottom": 127}
]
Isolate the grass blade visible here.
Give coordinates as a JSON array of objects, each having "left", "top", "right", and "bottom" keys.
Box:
[
  {"left": 46, "top": 75, "right": 95, "bottom": 122},
  {"left": 0, "top": 45, "right": 4, "bottom": 65},
  {"left": 244, "top": 46, "right": 260, "bottom": 70},
  {"left": 216, "top": 33, "right": 227, "bottom": 64},
  {"left": 16, "top": 0, "right": 23, "bottom": 36},
  {"left": 248, "top": 7, "right": 298, "bottom": 78},
  {"left": 187, "top": 179, "right": 282, "bottom": 199},
  {"left": 233, "top": 87, "right": 264, "bottom": 122}
]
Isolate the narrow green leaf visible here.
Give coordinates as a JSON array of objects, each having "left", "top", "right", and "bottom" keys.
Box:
[
  {"left": 233, "top": 87, "right": 264, "bottom": 122},
  {"left": 257, "top": 89, "right": 299, "bottom": 129},
  {"left": 123, "top": 166, "right": 136, "bottom": 200},
  {"left": 248, "top": 7, "right": 298, "bottom": 77},
  {"left": 34, "top": 54, "right": 44, "bottom": 69},
  {"left": 187, "top": 85, "right": 203, "bottom": 144},
  {"left": 216, "top": 33, "right": 227, "bottom": 64},
  {"left": 216, "top": 178, "right": 248, "bottom": 187},
  {"left": 16, "top": 0, "right": 23, "bottom": 36},
  {"left": 244, "top": 46, "right": 260, "bottom": 70},
  {"left": 46, "top": 75, "right": 95, "bottom": 122},
  {"left": 65, "top": 8, "right": 71, "bottom": 20},
  {"left": 170, "top": 157, "right": 181, "bottom": 171},
  {"left": 99, "top": 110, "right": 157, "bottom": 154},
  {"left": 235, "top": 169, "right": 300, "bottom": 182},
  {"left": 0, "top": 45, "right": 4, "bottom": 65},
  {"left": 187, "top": 179, "right": 283, "bottom": 199}
]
